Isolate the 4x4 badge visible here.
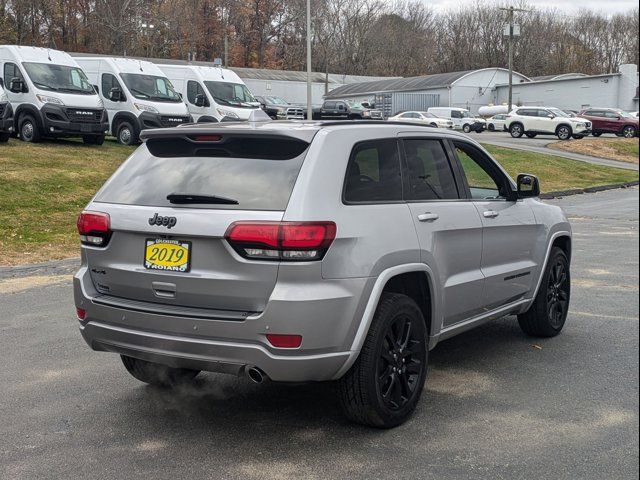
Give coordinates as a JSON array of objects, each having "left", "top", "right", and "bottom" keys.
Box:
[{"left": 148, "top": 213, "right": 177, "bottom": 229}]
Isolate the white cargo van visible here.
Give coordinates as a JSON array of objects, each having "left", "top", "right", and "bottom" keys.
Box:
[
  {"left": 74, "top": 57, "right": 192, "bottom": 145},
  {"left": 427, "top": 107, "right": 486, "bottom": 133},
  {"left": 0, "top": 45, "right": 108, "bottom": 144},
  {"left": 157, "top": 64, "right": 260, "bottom": 122}
]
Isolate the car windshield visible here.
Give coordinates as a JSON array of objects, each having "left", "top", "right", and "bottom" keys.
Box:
[
  {"left": 460, "top": 111, "right": 474, "bottom": 118},
  {"left": 265, "top": 96, "right": 288, "bottom": 105},
  {"left": 120, "top": 74, "right": 181, "bottom": 102},
  {"left": 422, "top": 112, "right": 436, "bottom": 118},
  {"left": 22, "top": 62, "right": 95, "bottom": 94},
  {"left": 619, "top": 111, "right": 634, "bottom": 118},
  {"left": 562, "top": 110, "right": 576, "bottom": 117},
  {"left": 204, "top": 81, "right": 256, "bottom": 108},
  {"left": 548, "top": 108, "right": 568, "bottom": 117}
]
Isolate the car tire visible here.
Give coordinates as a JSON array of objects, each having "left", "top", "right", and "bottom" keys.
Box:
[
  {"left": 488, "top": 124, "right": 495, "bottom": 131},
  {"left": 116, "top": 121, "right": 138, "bottom": 145},
  {"left": 525, "top": 132, "right": 537, "bottom": 138},
  {"left": 121, "top": 355, "right": 200, "bottom": 387},
  {"left": 338, "top": 293, "right": 428, "bottom": 428},
  {"left": 592, "top": 131, "right": 602, "bottom": 137},
  {"left": 572, "top": 135, "right": 584, "bottom": 140},
  {"left": 83, "top": 134, "right": 105, "bottom": 145},
  {"left": 518, "top": 247, "right": 570, "bottom": 337},
  {"left": 0, "top": 132, "right": 9, "bottom": 142},
  {"left": 462, "top": 124, "right": 472, "bottom": 133},
  {"left": 19, "top": 115, "right": 41, "bottom": 143},
  {"left": 556, "top": 125, "right": 572, "bottom": 140},
  {"left": 621, "top": 125, "right": 637, "bottom": 138},
  {"left": 509, "top": 123, "right": 524, "bottom": 138}
]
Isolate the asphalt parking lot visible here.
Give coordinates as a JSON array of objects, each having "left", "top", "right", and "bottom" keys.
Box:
[{"left": 0, "top": 188, "right": 638, "bottom": 480}]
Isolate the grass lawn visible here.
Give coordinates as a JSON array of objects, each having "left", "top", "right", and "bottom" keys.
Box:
[
  {"left": 0, "top": 137, "right": 638, "bottom": 266},
  {"left": 482, "top": 144, "right": 638, "bottom": 192},
  {"left": 546, "top": 137, "right": 639, "bottom": 164}
]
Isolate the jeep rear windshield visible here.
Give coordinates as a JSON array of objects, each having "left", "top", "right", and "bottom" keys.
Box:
[{"left": 94, "top": 136, "right": 310, "bottom": 210}]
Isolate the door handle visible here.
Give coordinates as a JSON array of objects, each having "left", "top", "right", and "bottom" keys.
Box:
[
  {"left": 418, "top": 212, "right": 439, "bottom": 222},
  {"left": 483, "top": 210, "right": 499, "bottom": 218}
]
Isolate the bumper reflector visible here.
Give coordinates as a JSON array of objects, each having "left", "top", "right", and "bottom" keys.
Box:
[{"left": 266, "top": 334, "right": 302, "bottom": 348}]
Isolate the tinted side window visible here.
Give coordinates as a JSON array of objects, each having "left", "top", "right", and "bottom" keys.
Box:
[
  {"left": 516, "top": 109, "right": 530, "bottom": 116},
  {"left": 3, "top": 62, "right": 25, "bottom": 88},
  {"left": 187, "top": 80, "right": 208, "bottom": 106},
  {"left": 324, "top": 101, "right": 336, "bottom": 109},
  {"left": 604, "top": 111, "right": 619, "bottom": 119},
  {"left": 403, "top": 139, "right": 459, "bottom": 200},
  {"left": 451, "top": 110, "right": 462, "bottom": 119},
  {"left": 344, "top": 140, "right": 402, "bottom": 203},
  {"left": 101, "top": 73, "right": 122, "bottom": 100},
  {"left": 454, "top": 141, "right": 511, "bottom": 200}
]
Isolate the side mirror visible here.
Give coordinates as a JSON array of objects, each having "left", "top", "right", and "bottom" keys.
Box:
[
  {"left": 9, "top": 77, "right": 25, "bottom": 93},
  {"left": 547, "top": 114, "right": 555, "bottom": 119},
  {"left": 195, "top": 93, "right": 206, "bottom": 107},
  {"left": 517, "top": 173, "right": 540, "bottom": 198},
  {"left": 109, "top": 87, "right": 123, "bottom": 102}
]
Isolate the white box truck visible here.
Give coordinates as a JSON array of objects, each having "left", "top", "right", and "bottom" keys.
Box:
[
  {"left": 74, "top": 57, "right": 192, "bottom": 145},
  {"left": 156, "top": 64, "right": 260, "bottom": 122},
  {"left": 0, "top": 45, "right": 108, "bottom": 144}
]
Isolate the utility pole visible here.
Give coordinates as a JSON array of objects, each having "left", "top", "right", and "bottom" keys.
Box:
[
  {"left": 306, "top": 0, "right": 312, "bottom": 121},
  {"left": 500, "top": 6, "right": 527, "bottom": 110}
]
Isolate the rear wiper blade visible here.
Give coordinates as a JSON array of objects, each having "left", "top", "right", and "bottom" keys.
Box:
[{"left": 167, "top": 193, "right": 239, "bottom": 205}]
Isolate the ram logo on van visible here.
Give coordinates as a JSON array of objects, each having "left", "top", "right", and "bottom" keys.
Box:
[{"left": 148, "top": 213, "right": 177, "bottom": 229}]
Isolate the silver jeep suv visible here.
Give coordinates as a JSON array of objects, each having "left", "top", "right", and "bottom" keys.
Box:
[{"left": 74, "top": 120, "right": 572, "bottom": 428}]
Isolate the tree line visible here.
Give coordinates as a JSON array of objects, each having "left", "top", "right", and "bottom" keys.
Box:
[{"left": 1, "top": 0, "right": 638, "bottom": 78}]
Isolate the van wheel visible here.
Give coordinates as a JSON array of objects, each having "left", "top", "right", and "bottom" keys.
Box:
[
  {"left": 338, "top": 293, "right": 428, "bottom": 428},
  {"left": 121, "top": 355, "right": 200, "bottom": 387},
  {"left": 83, "top": 135, "right": 105, "bottom": 145},
  {"left": 556, "top": 125, "right": 572, "bottom": 140},
  {"left": 525, "top": 132, "right": 537, "bottom": 138},
  {"left": 621, "top": 125, "right": 637, "bottom": 138},
  {"left": 462, "top": 124, "right": 472, "bottom": 133},
  {"left": 509, "top": 123, "right": 524, "bottom": 138},
  {"left": 116, "top": 121, "right": 137, "bottom": 145},
  {"left": 19, "top": 115, "right": 41, "bottom": 143},
  {"left": 0, "top": 132, "right": 9, "bottom": 142},
  {"left": 518, "top": 247, "right": 570, "bottom": 337}
]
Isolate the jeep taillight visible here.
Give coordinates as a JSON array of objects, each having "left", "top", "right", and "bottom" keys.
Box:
[
  {"left": 225, "top": 221, "right": 336, "bottom": 261},
  {"left": 77, "top": 211, "right": 111, "bottom": 247}
]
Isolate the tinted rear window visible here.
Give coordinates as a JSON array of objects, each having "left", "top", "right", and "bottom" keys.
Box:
[{"left": 95, "top": 136, "right": 309, "bottom": 210}]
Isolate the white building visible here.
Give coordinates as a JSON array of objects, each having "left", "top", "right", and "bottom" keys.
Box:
[{"left": 492, "top": 64, "right": 639, "bottom": 112}]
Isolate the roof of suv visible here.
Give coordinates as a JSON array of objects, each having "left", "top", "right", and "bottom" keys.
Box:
[{"left": 140, "top": 120, "right": 474, "bottom": 144}]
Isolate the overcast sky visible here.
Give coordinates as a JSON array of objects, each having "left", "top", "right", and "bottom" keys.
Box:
[{"left": 420, "top": 0, "right": 638, "bottom": 15}]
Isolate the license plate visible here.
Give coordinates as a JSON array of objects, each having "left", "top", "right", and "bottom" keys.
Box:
[{"left": 144, "top": 239, "right": 191, "bottom": 272}]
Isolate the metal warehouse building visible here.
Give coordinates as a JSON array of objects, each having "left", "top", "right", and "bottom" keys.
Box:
[
  {"left": 324, "top": 68, "right": 531, "bottom": 116},
  {"left": 230, "top": 67, "right": 395, "bottom": 105},
  {"left": 493, "top": 64, "right": 639, "bottom": 112}
]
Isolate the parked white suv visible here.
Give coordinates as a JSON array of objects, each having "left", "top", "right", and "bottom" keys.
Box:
[{"left": 505, "top": 107, "right": 592, "bottom": 140}]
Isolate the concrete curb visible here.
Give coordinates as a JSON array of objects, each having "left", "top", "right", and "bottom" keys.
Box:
[{"left": 540, "top": 180, "right": 639, "bottom": 199}]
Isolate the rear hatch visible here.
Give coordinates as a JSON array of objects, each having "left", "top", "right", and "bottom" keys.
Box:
[{"left": 82, "top": 127, "right": 315, "bottom": 314}]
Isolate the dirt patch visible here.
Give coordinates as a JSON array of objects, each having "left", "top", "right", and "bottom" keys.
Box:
[
  {"left": 0, "top": 274, "right": 71, "bottom": 294},
  {"left": 548, "top": 138, "right": 639, "bottom": 164}
]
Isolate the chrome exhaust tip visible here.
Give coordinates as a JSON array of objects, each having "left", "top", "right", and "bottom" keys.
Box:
[{"left": 245, "top": 366, "right": 265, "bottom": 384}]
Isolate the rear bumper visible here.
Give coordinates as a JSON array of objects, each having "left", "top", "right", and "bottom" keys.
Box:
[{"left": 74, "top": 265, "right": 371, "bottom": 382}]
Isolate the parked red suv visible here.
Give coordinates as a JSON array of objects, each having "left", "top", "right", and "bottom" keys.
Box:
[{"left": 578, "top": 108, "right": 638, "bottom": 138}]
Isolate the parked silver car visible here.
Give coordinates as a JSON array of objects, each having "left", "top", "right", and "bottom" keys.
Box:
[{"left": 74, "top": 120, "right": 572, "bottom": 428}]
